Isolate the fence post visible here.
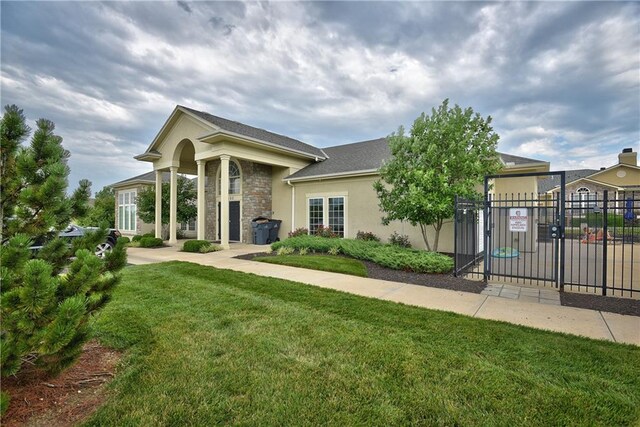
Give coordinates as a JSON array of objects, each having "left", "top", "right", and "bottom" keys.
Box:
[
  {"left": 602, "top": 190, "right": 608, "bottom": 296},
  {"left": 454, "top": 195, "right": 459, "bottom": 277},
  {"left": 483, "top": 177, "right": 490, "bottom": 283},
  {"left": 559, "top": 171, "right": 566, "bottom": 291}
]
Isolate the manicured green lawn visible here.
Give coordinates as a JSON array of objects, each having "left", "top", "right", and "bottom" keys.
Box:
[
  {"left": 89, "top": 262, "right": 640, "bottom": 426},
  {"left": 254, "top": 254, "right": 368, "bottom": 277}
]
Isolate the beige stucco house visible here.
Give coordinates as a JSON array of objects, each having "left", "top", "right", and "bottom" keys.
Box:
[
  {"left": 539, "top": 148, "right": 640, "bottom": 210},
  {"left": 112, "top": 105, "right": 549, "bottom": 251}
]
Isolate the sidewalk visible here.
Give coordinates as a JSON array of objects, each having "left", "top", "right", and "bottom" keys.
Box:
[{"left": 126, "top": 244, "right": 640, "bottom": 346}]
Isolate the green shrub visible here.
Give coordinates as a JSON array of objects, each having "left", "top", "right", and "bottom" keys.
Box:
[
  {"left": 328, "top": 246, "right": 341, "bottom": 255},
  {"left": 272, "top": 236, "right": 452, "bottom": 273},
  {"left": 570, "top": 213, "right": 624, "bottom": 228},
  {"left": 132, "top": 233, "right": 154, "bottom": 242},
  {"left": 288, "top": 227, "right": 309, "bottom": 238},
  {"left": 298, "top": 247, "right": 309, "bottom": 256},
  {"left": 277, "top": 246, "right": 295, "bottom": 256},
  {"left": 183, "top": 240, "right": 211, "bottom": 253},
  {"left": 199, "top": 244, "right": 222, "bottom": 253},
  {"left": 315, "top": 225, "right": 338, "bottom": 238},
  {"left": 139, "top": 236, "right": 164, "bottom": 248},
  {"left": 389, "top": 232, "right": 411, "bottom": 248},
  {"left": 118, "top": 236, "right": 131, "bottom": 244},
  {"left": 356, "top": 231, "right": 380, "bottom": 242}
]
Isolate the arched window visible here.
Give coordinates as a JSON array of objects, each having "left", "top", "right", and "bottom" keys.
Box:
[
  {"left": 575, "top": 187, "right": 596, "bottom": 208},
  {"left": 218, "top": 160, "right": 241, "bottom": 195}
]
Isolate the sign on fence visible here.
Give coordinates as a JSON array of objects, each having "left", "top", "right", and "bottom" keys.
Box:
[{"left": 509, "top": 208, "right": 528, "bottom": 232}]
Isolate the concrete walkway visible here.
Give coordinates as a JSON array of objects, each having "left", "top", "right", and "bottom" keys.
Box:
[{"left": 126, "top": 244, "right": 640, "bottom": 346}]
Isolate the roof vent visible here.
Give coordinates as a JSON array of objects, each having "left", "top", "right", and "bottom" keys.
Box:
[{"left": 622, "top": 148, "right": 633, "bottom": 153}]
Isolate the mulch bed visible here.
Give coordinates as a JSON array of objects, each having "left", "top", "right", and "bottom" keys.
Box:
[
  {"left": 560, "top": 292, "right": 640, "bottom": 317},
  {"left": 234, "top": 252, "right": 486, "bottom": 293},
  {"left": 1, "top": 340, "right": 121, "bottom": 427},
  {"left": 236, "top": 252, "right": 640, "bottom": 316}
]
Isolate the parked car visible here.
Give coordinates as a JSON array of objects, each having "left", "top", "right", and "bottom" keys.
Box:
[{"left": 29, "top": 224, "right": 121, "bottom": 258}]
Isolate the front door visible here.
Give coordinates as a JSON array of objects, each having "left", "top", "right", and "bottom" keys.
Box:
[{"left": 217, "top": 201, "right": 241, "bottom": 241}]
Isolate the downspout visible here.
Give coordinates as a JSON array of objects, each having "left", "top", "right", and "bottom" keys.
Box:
[{"left": 287, "top": 180, "right": 295, "bottom": 231}]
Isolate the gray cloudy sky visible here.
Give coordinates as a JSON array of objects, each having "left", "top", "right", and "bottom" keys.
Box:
[{"left": 1, "top": 1, "right": 639, "bottom": 194}]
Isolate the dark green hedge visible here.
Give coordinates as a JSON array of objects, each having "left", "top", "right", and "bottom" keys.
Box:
[
  {"left": 272, "top": 236, "right": 453, "bottom": 274},
  {"left": 183, "top": 240, "right": 211, "bottom": 253},
  {"left": 139, "top": 236, "right": 164, "bottom": 248}
]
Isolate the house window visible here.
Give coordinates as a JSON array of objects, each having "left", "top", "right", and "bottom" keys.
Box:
[
  {"left": 181, "top": 219, "right": 196, "bottom": 231},
  {"left": 118, "top": 190, "right": 137, "bottom": 232},
  {"left": 308, "top": 198, "right": 324, "bottom": 234},
  {"left": 575, "top": 187, "right": 596, "bottom": 209},
  {"left": 217, "top": 160, "right": 241, "bottom": 195},
  {"left": 328, "top": 197, "right": 345, "bottom": 237},
  {"left": 307, "top": 196, "right": 347, "bottom": 238}
]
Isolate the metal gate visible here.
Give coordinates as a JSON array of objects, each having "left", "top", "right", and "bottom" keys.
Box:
[
  {"left": 454, "top": 173, "right": 639, "bottom": 298},
  {"left": 483, "top": 172, "right": 565, "bottom": 288}
]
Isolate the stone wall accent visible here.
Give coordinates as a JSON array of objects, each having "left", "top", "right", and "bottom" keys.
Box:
[
  {"left": 205, "top": 159, "right": 220, "bottom": 241},
  {"left": 240, "top": 160, "right": 273, "bottom": 243},
  {"left": 201, "top": 158, "right": 273, "bottom": 243}
]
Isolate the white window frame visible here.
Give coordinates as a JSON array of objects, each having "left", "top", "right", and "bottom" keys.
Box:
[
  {"left": 306, "top": 194, "right": 348, "bottom": 238},
  {"left": 181, "top": 219, "right": 196, "bottom": 231},
  {"left": 216, "top": 160, "right": 242, "bottom": 196},
  {"left": 118, "top": 190, "right": 137, "bottom": 232},
  {"left": 575, "top": 187, "right": 596, "bottom": 209}
]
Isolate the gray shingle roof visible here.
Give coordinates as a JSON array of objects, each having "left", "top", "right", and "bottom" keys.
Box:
[
  {"left": 286, "top": 138, "right": 389, "bottom": 180},
  {"left": 286, "top": 138, "right": 547, "bottom": 180},
  {"left": 111, "top": 171, "right": 162, "bottom": 187},
  {"left": 538, "top": 169, "right": 599, "bottom": 193},
  {"left": 180, "top": 106, "right": 325, "bottom": 159}
]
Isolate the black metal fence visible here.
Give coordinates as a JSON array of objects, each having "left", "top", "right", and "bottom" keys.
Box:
[{"left": 454, "top": 190, "right": 639, "bottom": 299}]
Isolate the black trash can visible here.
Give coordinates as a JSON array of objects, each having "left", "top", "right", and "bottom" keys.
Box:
[
  {"left": 266, "top": 219, "right": 282, "bottom": 243},
  {"left": 251, "top": 217, "right": 271, "bottom": 245}
]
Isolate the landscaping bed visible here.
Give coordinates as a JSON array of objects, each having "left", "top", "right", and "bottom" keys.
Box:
[
  {"left": 1, "top": 341, "right": 121, "bottom": 427},
  {"left": 560, "top": 292, "right": 640, "bottom": 317},
  {"left": 271, "top": 235, "right": 454, "bottom": 273},
  {"left": 237, "top": 252, "right": 487, "bottom": 294}
]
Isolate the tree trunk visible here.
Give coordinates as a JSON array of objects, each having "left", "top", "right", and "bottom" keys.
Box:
[
  {"left": 419, "top": 223, "right": 432, "bottom": 251},
  {"left": 432, "top": 219, "right": 443, "bottom": 252}
]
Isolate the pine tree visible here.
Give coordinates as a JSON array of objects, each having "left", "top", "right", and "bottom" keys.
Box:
[{"left": 0, "top": 105, "right": 126, "bottom": 391}]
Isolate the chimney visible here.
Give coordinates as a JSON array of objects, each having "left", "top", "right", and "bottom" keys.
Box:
[{"left": 618, "top": 148, "right": 637, "bottom": 166}]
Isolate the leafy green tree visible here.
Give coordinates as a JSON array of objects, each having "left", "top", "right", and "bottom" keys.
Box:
[
  {"left": 0, "top": 105, "right": 126, "bottom": 401},
  {"left": 137, "top": 176, "right": 197, "bottom": 230},
  {"left": 78, "top": 186, "right": 116, "bottom": 228},
  {"left": 374, "top": 99, "right": 501, "bottom": 251}
]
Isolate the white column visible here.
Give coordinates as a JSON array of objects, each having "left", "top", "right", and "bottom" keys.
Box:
[
  {"left": 197, "top": 160, "right": 206, "bottom": 240},
  {"left": 220, "top": 155, "right": 230, "bottom": 249},
  {"left": 169, "top": 166, "right": 178, "bottom": 245},
  {"left": 155, "top": 170, "right": 163, "bottom": 239}
]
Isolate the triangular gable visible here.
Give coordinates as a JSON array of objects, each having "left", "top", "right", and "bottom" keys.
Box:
[
  {"left": 586, "top": 162, "right": 640, "bottom": 180},
  {"left": 141, "top": 106, "right": 218, "bottom": 156},
  {"left": 548, "top": 176, "right": 622, "bottom": 193}
]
